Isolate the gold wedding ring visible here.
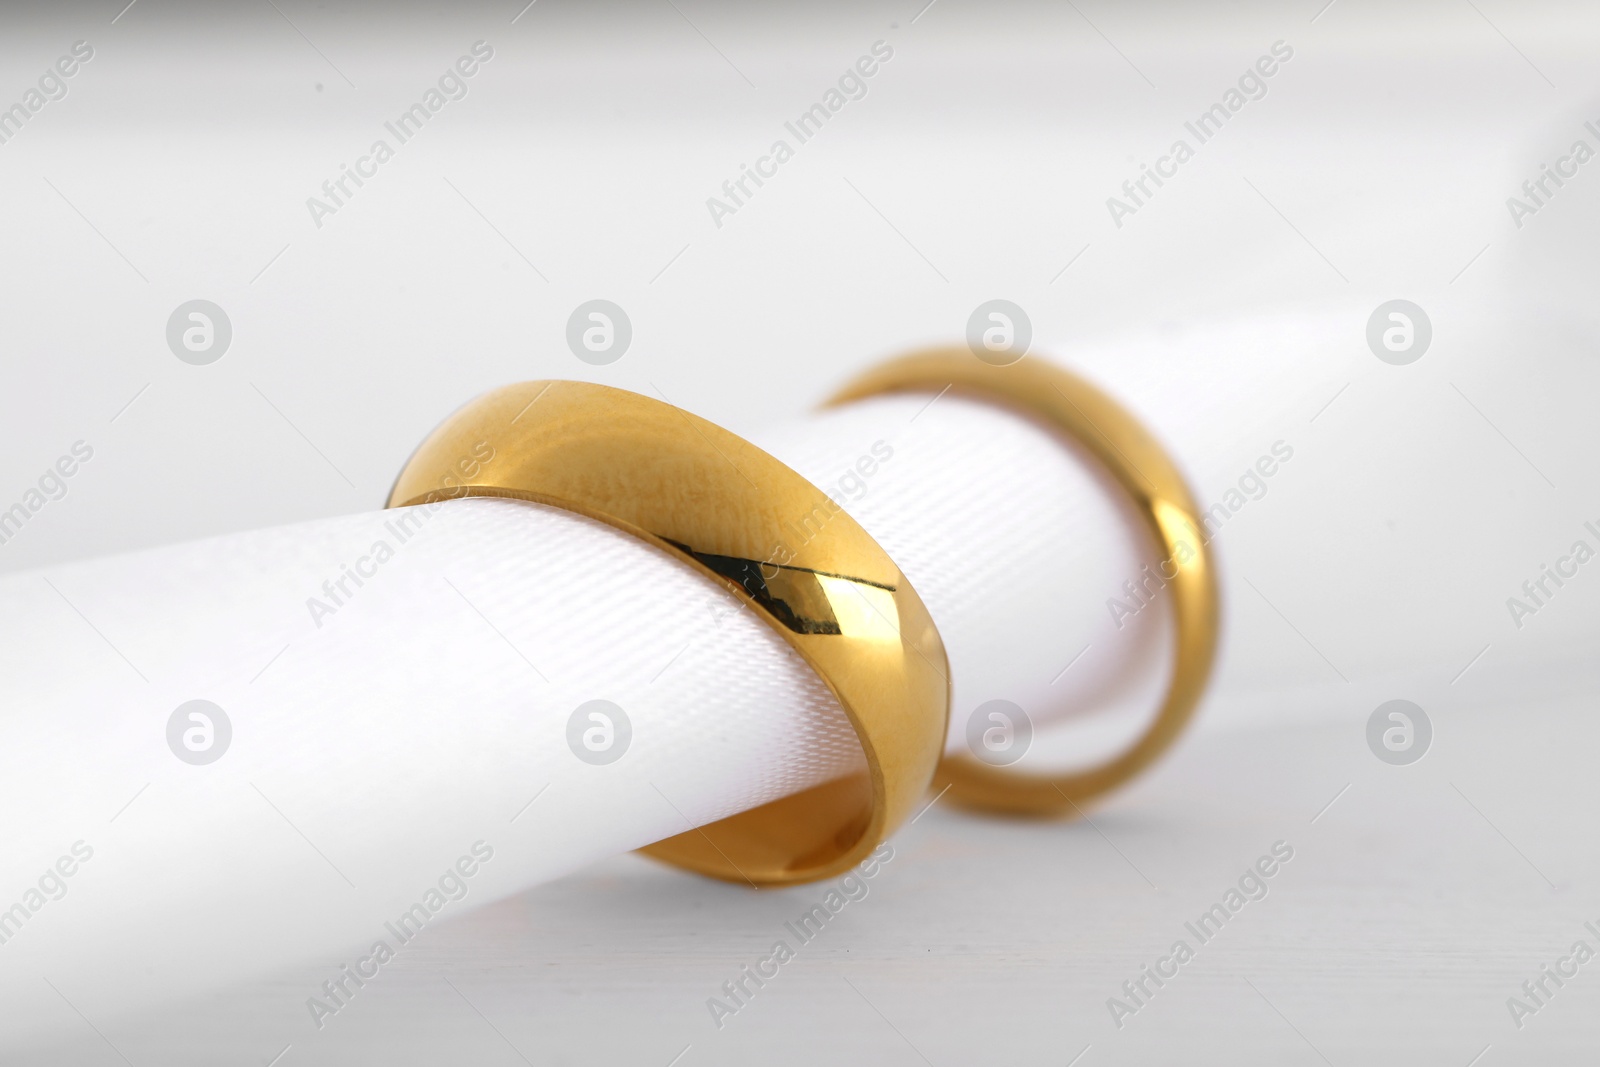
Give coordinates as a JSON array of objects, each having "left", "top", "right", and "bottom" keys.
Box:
[
  {"left": 389, "top": 381, "right": 949, "bottom": 885},
  {"left": 828, "top": 350, "right": 1220, "bottom": 816}
]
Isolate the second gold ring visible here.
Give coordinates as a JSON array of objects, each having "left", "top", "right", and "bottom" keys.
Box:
[{"left": 828, "top": 349, "right": 1221, "bottom": 816}]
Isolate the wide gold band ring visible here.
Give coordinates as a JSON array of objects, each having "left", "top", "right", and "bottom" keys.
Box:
[
  {"left": 388, "top": 381, "right": 950, "bottom": 885},
  {"left": 828, "top": 350, "right": 1220, "bottom": 816}
]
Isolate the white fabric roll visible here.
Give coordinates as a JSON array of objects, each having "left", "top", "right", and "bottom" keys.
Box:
[
  {"left": 0, "top": 499, "right": 865, "bottom": 1039},
  {"left": 11, "top": 302, "right": 1572, "bottom": 1040},
  {"left": 12, "top": 300, "right": 1587, "bottom": 1043},
  {"left": 0, "top": 368, "right": 1161, "bottom": 1040}
]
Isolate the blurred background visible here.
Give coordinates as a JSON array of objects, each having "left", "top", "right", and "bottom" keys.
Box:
[{"left": 2, "top": 0, "right": 1599, "bottom": 1062}]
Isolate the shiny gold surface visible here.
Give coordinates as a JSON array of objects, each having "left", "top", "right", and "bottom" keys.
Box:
[
  {"left": 828, "top": 350, "right": 1220, "bottom": 816},
  {"left": 389, "top": 381, "right": 950, "bottom": 885}
]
